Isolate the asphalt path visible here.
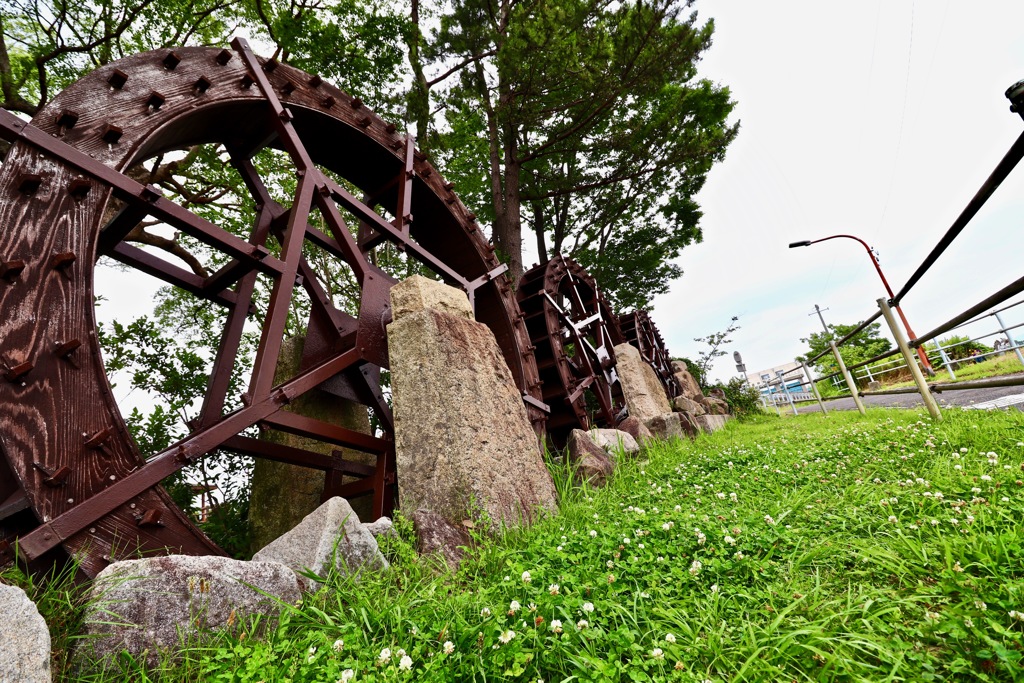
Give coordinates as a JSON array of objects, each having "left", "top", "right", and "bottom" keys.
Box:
[{"left": 777, "top": 373, "right": 1024, "bottom": 415}]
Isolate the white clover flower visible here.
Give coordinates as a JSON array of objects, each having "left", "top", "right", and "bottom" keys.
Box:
[
  {"left": 764, "top": 514, "right": 776, "bottom": 526},
  {"left": 689, "top": 559, "right": 702, "bottom": 576},
  {"left": 716, "top": 492, "right": 726, "bottom": 500},
  {"left": 549, "top": 584, "right": 560, "bottom": 596},
  {"left": 339, "top": 670, "right": 355, "bottom": 683},
  {"left": 399, "top": 655, "right": 413, "bottom": 671},
  {"left": 443, "top": 641, "right": 455, "bottom": 655},
  {"left": 674, "top": 505, "right": 682, "bottom": 512},
  {"left": 582, "top": 601, "right": 595, "bottom": 613},
  {"left": 522, "top": 570, "right": 532, "bottom": 583},
  {"left": 509, "top": 600, "right": 521, "bottom": 614},
  {"left": 651, "top": 647, "right": 664, "bottom": 659},
  {"left": 665, "top": 633, "right": 677, "bottom": 643},
  {"left": 724, "top": 535, "right": 736, "bottom": 545},
  {"left": 888, "top": 515, "right": 898, "bottom": 523},
  {"left": 481, "top": 607, "right": 492, "bottom": 617},
  {"left": 307, "top": 646, "right": 317, "bottom": 663},
  {"left": 1009, "top": 610, "right": 1024, "bottom": 621},
  {"left": 730, "top": 492, "right": 738, "bottom": 502},
  {"left": 607, "top": 560, "right": 614, "bottom": 569},
  {"left": 981, "top": 475, "right": 992, "bottom": 481},
  {"left": 332, "top": 638, "right": 344, "bottom": 653},
  {"left": 930, "top": 519, "right": 939, "bottom": 526},
  {"left": 925, "top": 610, "right": 940, "bottom": 622},
  {"left": 499, "top": 629, "right": 516, "bottom": 644},
  {"left": 954, "top": 465, "right": 962, "bottom": 470},
  {"left": 964, "top": 617, "right": 974, "bottom": 628},
  {"left": 710, "top": 583, "right": 720, "bottom": 594},
  {"left": 576, "top": 619, "right": 589, "bottom": 630},
  {"left": 550, "top": 619, "right": 563, "bottom": 634},
  {"left": 379, "top": 647, "right": 392, "bottom": 664},
  {"left": 953, "top": 561, "right": 964, "bottom": 572},
  {"left": 975, "top": 600, "right": 987, "bottom": 611},
  {"left": 589, "top": 530, "right": 598, "bottom": 538}
]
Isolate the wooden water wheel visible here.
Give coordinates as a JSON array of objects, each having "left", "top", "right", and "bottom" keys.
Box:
[
  {"left": 0, "top": 40, "right": 545, "bottom": 576},
  {"left": 618, "top": 309, "right": 680, "bottom": 400}
]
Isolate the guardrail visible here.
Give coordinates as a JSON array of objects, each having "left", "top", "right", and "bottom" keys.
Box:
[{"left": 786, "top": 79, "right": 1024, "bottom": 420}]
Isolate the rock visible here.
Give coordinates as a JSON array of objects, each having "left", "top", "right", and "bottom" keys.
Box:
[
  {"left": 867, "top": 380, "right": 882, "bottom": 391},
  {"left": 695, "top": 414, "right": 730, "bottom": 433},
  {"left": 644, "top": 412, "right": 683, "bottom": 440},
  {"left": 704, "top": 397, "right": 730, "bottom": 415},
  {"left": 0, "top": 583, "right": 51, "bottom": 683},
  {"left": 672, "top": 395, "right": 706, "bottom": 416},
  {"left": 588, "top": 428, "right": 641, "bottom": 458},
  {"left": 709, "top": 387, "right": 727, "bottom": 401},
  {"left": 615, "top": 415, "right": 652, "bottom": 444},
  {"left": 253, "top": 497, "right": 388, "bottom": 589},
  {"left": 363, "top": 516, "right": 397, "bottom": 539},
  {"left": 249, "top": 335, "right": 376, "bottom": 553},
  {"left": 614, "top": 344, "right": 672, "bottom": 422},
  {"left": 670, "top": 361, "right": 704, "bottom": 400},
  {"left": 412, "top": 509, "right": 471, "bottom": 569},
  {"left": 390, "top": 274, "right": 475, "bottom": 321},
  {"left": 567, "top": 429, "right": 615, "bottom": 487},
  {"left": 676, "top": 411, "right": 699, "bottom": 438},
  {"left": 80, "top": 555, "right": 300, "bottom": 670},
  {"left": 388, "top": 277, "right": 558, "bottom": 530}
]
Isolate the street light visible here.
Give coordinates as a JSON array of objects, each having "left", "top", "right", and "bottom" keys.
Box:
[{"left": 789, "top": 234, "right": 935, "bottom": 374}]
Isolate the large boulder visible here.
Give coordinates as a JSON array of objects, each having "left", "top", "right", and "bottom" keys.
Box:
[
  {"left": 644, "top": 412, "right": 683, "bottom": 441},
  {"left": 567, "top": 429, "right": 615, "bottom": 488},
  {"left": 0, "top": 583, "right": 50, "bottom": 683},
  {"left": 614, "top": 344, "right": 672, "bottom": 423},
  {"left": 704, "top": 397, "right": 730, "bottom": 415},
  {"left": 670, "top": 361, "right": 704, "bottom": 401},
  {"left": 677, "top": 411, "right": 699, "bottom": 438},
  {"left": 252, "top": 497, "right": 388, "bottom": 590},
  {"left": 388, "top": 276, "right": 558, "bottom": 530},
  {"left": 588, "top": 428, "right": 641, "bottom": 458},
  {"left": 695, "top": 414, "right": 731, "bottom": 433},
  {"left": 411, "top": 508, "right": 471, "bottom": 570},
  {"left": 672, "top": 395, "right": 706, "bottom": 416},
  {"left": 80, "top": 555, "right": 300, "bottom": 669},
  {"left": 615, "top": 415, "right": 653, "bottom": 444}
]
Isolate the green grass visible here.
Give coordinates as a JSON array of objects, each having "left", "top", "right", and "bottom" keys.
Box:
[
  {"left": 8, "top": 408, "right": 1024, "bottom": 681},
  {"left": 885, "top": 354, "right": 1024, "bottom": 389}
]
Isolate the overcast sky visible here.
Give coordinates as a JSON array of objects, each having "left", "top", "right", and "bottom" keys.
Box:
[{"left": 654, "top": 1, "right": 1024, "bottom": 384}]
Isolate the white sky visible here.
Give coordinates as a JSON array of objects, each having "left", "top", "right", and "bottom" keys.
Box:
[{"left": 653, "top": 1, "right": 1024, "bottom": 384}]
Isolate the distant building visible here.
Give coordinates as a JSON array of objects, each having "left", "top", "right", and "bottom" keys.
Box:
[{"left": 746, "top": 361, "right": 807, "bottom": 395}]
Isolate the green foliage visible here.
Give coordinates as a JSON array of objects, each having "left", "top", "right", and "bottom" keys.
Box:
[
  {"left": 798, "top": 320, "right": 892, "bottom": 377},
  {"left": 929, "top": 334, "right": 994, "bottom": 362},
  {"left": 427, "top": 0, "right": 737, "bottom": 300},
  {"left": 711, "top": 377, "right": 762, "bottom": 416}
]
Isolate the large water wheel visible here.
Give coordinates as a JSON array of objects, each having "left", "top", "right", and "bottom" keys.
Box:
[
  {"left": 618, "top": 310, "right": 680, "bottom": 400},
  {"left": 517, "top": 255, "right": 625, "bottom": 445},
  {"left": 0, "top": 40, "right": 545, "bottom": 576}
]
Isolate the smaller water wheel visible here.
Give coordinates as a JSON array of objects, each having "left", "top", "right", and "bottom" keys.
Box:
[
  {"left": 618, "top": 310, "right": 680, "bottom": 400},
  {"left": 517, "top": 255, "right": 625, "bottom": 444}
]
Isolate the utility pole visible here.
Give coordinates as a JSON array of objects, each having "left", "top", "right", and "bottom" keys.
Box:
[{"left": 810, "top": 304, "right": 832, "bottom": 338}]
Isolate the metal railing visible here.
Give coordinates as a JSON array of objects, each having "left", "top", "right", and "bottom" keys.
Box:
[{"left": 787, "top": 80, "right": 1024, "bottom": 419}]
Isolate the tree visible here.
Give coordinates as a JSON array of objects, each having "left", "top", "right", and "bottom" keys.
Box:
[
  {"left": 692, "top": 316, "right": 739, "bottom": 382},
  {"left": 419, "top": 0, "right": 736, "bottom": 304},
  {"left": 797, "top": 321, "right": 892, "bottom": 377}
]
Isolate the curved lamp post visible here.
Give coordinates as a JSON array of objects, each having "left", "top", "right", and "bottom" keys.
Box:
[{"left": 789, "top": 234, "right": 935, "bottom": 374}]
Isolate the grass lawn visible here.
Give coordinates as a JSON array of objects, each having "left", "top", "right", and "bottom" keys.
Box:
[
  {"left": 8, "top": 407, "right": 1024, "bottom": 682},
  {"left": 886, "top": 354, "right": 1024, "bottom": 389}
]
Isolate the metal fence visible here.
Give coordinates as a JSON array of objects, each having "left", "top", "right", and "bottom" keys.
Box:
[{"left": 780, "top": 80, "right": 1024, "bottom": 419}]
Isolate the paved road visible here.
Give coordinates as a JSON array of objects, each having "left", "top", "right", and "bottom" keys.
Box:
[{"left": 777, "top": 373, "right": 1024, "bottom": 414}]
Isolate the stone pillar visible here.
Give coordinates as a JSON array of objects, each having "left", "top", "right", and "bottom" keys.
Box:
[
  {"left": 387, "top": 275, "right": 557, "bottom": 529},
  {"left": 614, "top": 343, "right": 672, "bottom": 422},
  {"left": 248, "top": 336, "right": 374, "bottom": 553}
]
